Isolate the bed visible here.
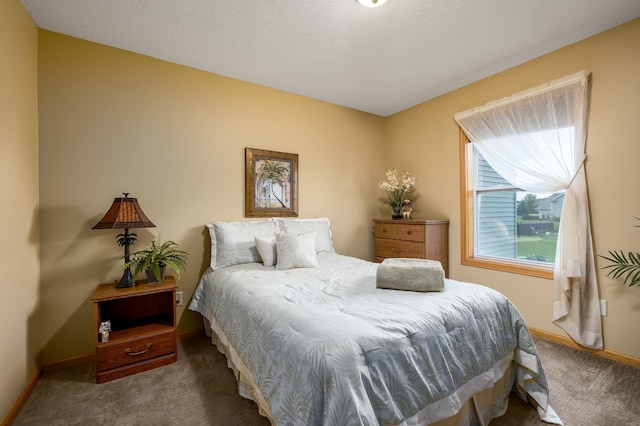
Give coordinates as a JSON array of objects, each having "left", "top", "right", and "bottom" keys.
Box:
[{"left": 188, "top": 218, "right": 560, "bottom": 425}]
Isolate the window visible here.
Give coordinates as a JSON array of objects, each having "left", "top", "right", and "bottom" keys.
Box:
[
  {"left": 455, "top": 71, "right": 602, "bottom": 348},
  {"left": 460, "top": 130, "right": 558, "bottom": 279}
]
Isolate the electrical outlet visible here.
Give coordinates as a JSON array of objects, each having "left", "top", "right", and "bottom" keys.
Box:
[
  {"left": 176, "top": 291, "right": 183, "bottom": 307},
  {"left": 599, "top": 299, "right": 607, "bottom": 317}
]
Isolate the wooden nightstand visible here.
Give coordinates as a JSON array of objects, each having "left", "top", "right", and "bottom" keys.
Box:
[
  {"left": 373, "top": 219, "right": 449, "bottom": 277},
  {"left": 90, "top": 277, "right": 178, "bottom": 383}
]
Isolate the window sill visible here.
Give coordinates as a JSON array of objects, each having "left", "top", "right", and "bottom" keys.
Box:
[{"left": 462, "top": 256, "right": 554, "bottom": 279}]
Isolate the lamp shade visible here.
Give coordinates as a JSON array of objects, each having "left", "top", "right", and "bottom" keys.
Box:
[{"left": 92, "top": 194, "right": 155, "bottom": 230}]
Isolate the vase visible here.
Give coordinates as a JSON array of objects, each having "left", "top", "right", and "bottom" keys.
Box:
[
  {"left": 391, "top": 205, "right": 403, "bottom": 220},
  {"left": 145, "top": 265, "right": 166, "bottom": 284}
]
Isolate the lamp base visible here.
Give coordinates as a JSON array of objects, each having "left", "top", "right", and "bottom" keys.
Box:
[{"left": 116, "top": 267, "right": 136, "bottom": 288}]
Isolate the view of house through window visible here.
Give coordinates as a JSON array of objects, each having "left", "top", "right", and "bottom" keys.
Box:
[{"left": 473, "top": 147, "right": 565, "bottom": 265}]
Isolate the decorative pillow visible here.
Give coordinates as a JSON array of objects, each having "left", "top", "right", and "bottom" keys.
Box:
[
  {"left": 255, "top": 235, "right": 277, "bottom": 267},
  {"left": 206, "top": 220, "right": 277, "bottom": 269},
  {"left": 275, "top": 231, "right": 319, "bottom": 270},
  {"left": 274, "top": 218, "right": 335, "bottom": 253}
]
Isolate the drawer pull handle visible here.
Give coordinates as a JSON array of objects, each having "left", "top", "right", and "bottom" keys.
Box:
[
  {"left": 407, "top": 230, "right": 412, "bottom": 235},
  {"left": 383, "top": 229, "right": 387, "bottom": 233},
  {"left": 391, "top": 248, "right": 403, "bottom": 254},
  {"left": 125, "top": 344, "right": 152, "bottom": 356}
]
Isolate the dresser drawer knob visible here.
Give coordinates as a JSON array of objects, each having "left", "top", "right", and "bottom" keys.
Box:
[
  {"left": 407, "top": 230, "right": 412, "bottom": 235},
  {"left": 391, "top": 248, "right": 403, "bottom": 254},
  {"left": 125, "top": 343, "right": 152, "bottom": 356}
]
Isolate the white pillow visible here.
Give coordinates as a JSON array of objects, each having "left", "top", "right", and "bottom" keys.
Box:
[
  {"left": 206, "top": 220, "right": 277, "bottom": 269},
  {"left": 255, "top": 235, "right": 277, "bottom": 267},
  {"left": 274, "top": 218, "right": 335, "bottom": 253},
  {"left": 275, "top": 231, "right": 319, "bottom": 270}
]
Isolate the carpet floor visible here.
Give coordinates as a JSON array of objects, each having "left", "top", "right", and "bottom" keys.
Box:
[{"left": 12, "top": 335, "right": 640, "bottom": 425}]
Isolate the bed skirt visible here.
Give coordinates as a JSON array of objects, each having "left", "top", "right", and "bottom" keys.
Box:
[{"left": 201, "top": 316, "right": 516, "bottom": 426}]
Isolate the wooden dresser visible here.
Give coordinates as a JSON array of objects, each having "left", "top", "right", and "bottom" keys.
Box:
[{"left": 373, "top": 219, "right": 449, "bottom": 277}]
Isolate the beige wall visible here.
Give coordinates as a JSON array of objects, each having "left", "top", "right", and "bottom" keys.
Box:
[
  {"left": 386, "top": 18, "right": 640, "bottom": 359},
  {"left": 36, "top": 30, "right": 385, "bottom": 363},
  {"left": 0, "top": 0, "right": 40, "bottom": 421}
]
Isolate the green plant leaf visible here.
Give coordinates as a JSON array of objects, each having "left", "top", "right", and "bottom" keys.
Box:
[
  {"left": 599, "top": 250, "right": 640, "bottom": 287},
  {"left": 599, "top": 217, "right": 640, "bottom": 287},
  {"left": 122, "top": 238, "right": 188, "bottom": 281}
]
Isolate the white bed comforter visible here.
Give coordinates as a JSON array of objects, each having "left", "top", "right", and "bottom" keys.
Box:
[{"left": 188, "top": 253, "right": 550, "bottom": 425}]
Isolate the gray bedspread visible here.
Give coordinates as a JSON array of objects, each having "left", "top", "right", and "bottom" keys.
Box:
[{"left": 189, "top": 253, "right": 549, "bottom": 425}]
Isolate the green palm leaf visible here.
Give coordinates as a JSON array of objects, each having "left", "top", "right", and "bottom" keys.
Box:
[
  {"left": 599, "top": 217, "right": 640, "bottom": 287},
  {"left": 600, "top": 250, "right": 640, "bottom": 287}
]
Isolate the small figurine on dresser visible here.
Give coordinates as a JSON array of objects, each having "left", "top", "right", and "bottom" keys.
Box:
[{"left": 402, "top": 199, "right": 413, "bottom": 219}]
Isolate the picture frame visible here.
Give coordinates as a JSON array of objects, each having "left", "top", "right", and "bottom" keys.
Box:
[{"left": 245, "top": 148, "right": 298, "bottom": 217}]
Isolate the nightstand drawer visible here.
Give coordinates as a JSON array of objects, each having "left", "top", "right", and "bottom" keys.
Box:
[
  {"left": 375, "top": 239, "right": 425, "bottom": 259},
  {"left": 96, "top": 329, "right": 176, "bottom": 372}
]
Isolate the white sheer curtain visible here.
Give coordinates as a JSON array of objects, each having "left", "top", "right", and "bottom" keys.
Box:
[{"left": 454, "top": 71, "right": 603, "bottom": 350}]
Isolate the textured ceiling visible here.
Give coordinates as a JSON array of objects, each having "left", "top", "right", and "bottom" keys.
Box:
[{"left": 21, "top": 0, "right": 640, "bottom": 116}]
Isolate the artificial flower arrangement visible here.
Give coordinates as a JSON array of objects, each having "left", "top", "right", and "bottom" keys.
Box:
[{"left": 378, "top": 169, "right": 417, "bottom": 218}]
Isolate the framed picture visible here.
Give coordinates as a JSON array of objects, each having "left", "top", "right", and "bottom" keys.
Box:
[{"left": 245, "top": 148, "right": 298, "bottom": 217}]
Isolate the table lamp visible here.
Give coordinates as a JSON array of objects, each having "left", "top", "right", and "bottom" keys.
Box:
[{"left": 92, "top": 193, "right": 156, "bottom": 287}]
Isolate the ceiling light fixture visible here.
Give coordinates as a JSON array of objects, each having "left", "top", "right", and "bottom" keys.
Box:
[{"left": 356, "top": 0, "right": 388, "bottom": 7}]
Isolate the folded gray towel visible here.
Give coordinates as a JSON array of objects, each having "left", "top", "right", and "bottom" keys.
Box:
[{"left": 376, "top": 258, "right": 445, "bottom": 292}]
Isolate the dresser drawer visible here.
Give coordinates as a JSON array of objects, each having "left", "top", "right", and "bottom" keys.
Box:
[
  {"left": 374, "top": 222, "right": 398, "bottom": 239},
  {"left": 373, "top": 219, "right": 449, "bottom": 276},
  {"left": 375, "top": 239, "right": 426, "bottom": 259},
  {"left": 96, "top": 329, "right": 176, "bottom": 372},
  {"left": 375, "top": 222, "right": 425, "bottom": 242}
]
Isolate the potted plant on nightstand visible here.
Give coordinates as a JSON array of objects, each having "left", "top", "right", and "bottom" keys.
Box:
[{"left": 123, "top": 237, "right": 188, "bottom": 284}]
